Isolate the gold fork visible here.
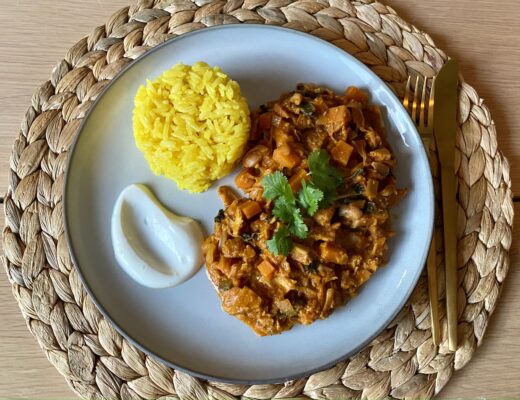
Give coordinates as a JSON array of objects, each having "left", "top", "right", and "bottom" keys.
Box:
[{"left": 403, "top": 76, "right": 440, "bottom": 346}]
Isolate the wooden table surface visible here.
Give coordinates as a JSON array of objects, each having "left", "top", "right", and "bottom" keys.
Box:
[{"left": 1, "top": 0, "right": 519, "bottom": 398}]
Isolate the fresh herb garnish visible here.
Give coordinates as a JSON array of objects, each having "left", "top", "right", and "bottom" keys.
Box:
[
  {"left": 298, "top": 180, "right": 323, "bottom": 216},
  {"left": 308, "top": 150, "right": 344, "bottom": 207},
  {"left": 272, "top": 201, "right": 308, "bottom": 238},
  {"left": 300, "top": 102, "right": 315, "bottom": 117},
  {"left": 267, "top": 225, "right": 293, "bottom": 256},
  {"left": 348, "top": 168, "right": 365, "bottom": 180},
  {"left": 262, "top": 171, "right": 294, "bottom": 202},
  {"left": 240, "top": 232, "right": 258, "bottom": 244},
  {"left": 352, "top": 182, "right": 365, "bottom": 194},
  {"left": 304, "top": 260, "right": 319, "bottom": 273},
  {"left": 262, "top": 150, "right": 345, "bottom": 256},
  {"left": 364, "top": 201, "right": 379, "bottom": 214},
  {"left": 261, "top": 172, "right": 309, "bottom": 254}
]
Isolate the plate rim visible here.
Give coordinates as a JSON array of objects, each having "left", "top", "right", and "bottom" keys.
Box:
[{"left": 63, "top": 23, "right": 434, "bottom": 384}]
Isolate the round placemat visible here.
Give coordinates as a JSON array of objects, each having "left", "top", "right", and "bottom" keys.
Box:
[{"left": 2, "top": 0, "right": 513, "bottom": 398}]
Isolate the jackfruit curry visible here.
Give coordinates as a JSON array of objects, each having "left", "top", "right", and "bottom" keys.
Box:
[{"left": 203, "top": 84, "right": 405, "bottom": 335}]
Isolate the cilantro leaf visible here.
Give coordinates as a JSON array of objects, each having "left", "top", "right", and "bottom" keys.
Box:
[
  {"left": 308, "top": 150, "right": 344, "bottom": 207},
  {"left": 273, "top": 201, "right": 308, "bottom": 239},
  {"left": 261, "top": 171, "right": 294, "bottom": 202},
  {"left": 298, "top": 181, "right": 324, "bottom": 216},
  {"left": 267, "top": 225, "right": 293, "bottom": 256},
  {"left": 289, "top": 208, "right": 308, "bottom": 239},
  {"left": 273, "top": 201, "right": 294, "bottom": 223},
  {"left": 319, "top": 187, "right": 339, "bottom": 208},
  {"left": 308, "top": 150, "right": 343, "bottom": 189},
  {"left": 262, "top": 170, "right": 313, "bottom": 256}
]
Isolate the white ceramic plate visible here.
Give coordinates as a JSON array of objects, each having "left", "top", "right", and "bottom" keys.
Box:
[{"left": 65, "top": 25, "right": 434, "bottom": 383}]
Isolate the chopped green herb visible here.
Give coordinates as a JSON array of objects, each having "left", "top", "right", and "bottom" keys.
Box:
[
  {"left": 267, "top": 225, "right": 293, "bottom": 256},
  {"left": 240, "top": 232, "right": 258, "bottom": 244},
  {"left": 304, "top": 260, "right": 319, "bottom": 273},
  {"left": 261, "top": 171, "right": 294, "bottom": 202},
  {"left": 364, "top": 201, "right": 379, "bottom": 214},
  {"left": 272, "top": 202, "right": 308, "bottom": 239},
  {"left": 273, "top": 201, "right": 295, "bottom": 223},
  {"left": 352, "top": 182, "right": 365, "bottom": 194},
  {"left": 289, "top": 208, "right": 308, "bottom": 239},
  {"left": 298, "top": 180, "right": 323, "bottom": 216},
  {"left": 339, "top": 194, "right": 366, "bottom": 204},
  {"left": 218, "top": 279, "right": 233, "bottom": 291},
  {"left": 348, "top": 168, "right": 365, "bottom": 180},
  {"left": 262, "top": 151, "right": 345, "bottom": 256},
  {"left": 300, "top": 102, "right": 315, "bottom": 117},
  {"left": 308, "top": 150, "right": 344, "bottom": 207},
  {"left": 214, "top": 209, "right": 225, "bottom": 223}
]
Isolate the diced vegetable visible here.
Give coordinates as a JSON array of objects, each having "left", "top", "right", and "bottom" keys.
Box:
[
  {"left": 222, "top": 238, "right": 246, "bottom": 258},
  {"left": 317, "top": 105, "right": 350, "bottom": 135},
  {"left": 331, "top": 140, "right": 354, "bottom": 166},
  {"left": 218, "top": 186, "right": 238, "bottom": 207},
  {"left": 289, "top": 92, "right": 303, "bottom": 105},
  {"left": 274, "top": 103, "right": 290, "bottom": 118},
  {"left": 273, "top": 144, "right": 301, "bottom": 169},
  {"left": 319, "top": 242, "right": 348, "bottom": 265},
  {"left": 272, "top": 125, "right": 292, "bottom": 146},
  {"left": 257, "top": 259, "right": 276, "bottom": 281},
  {"left": 258, "top": 112, "right": 273, "bottom": 131},
  {"left": 288, "top": 168, "right": 309, "bottom": 192},
  {"left": 290, "top": 243, "right": 312, "bottom": 265},
  {"left": 273, "top": 275, "right": 296, "bottom": 293},
  {"left": 366, "top": 179, "right": 379, "bottom": 200},
  {"left": 311, "top": 96, "right": 328, "bottom": 114},
  {"left": 235, "top": 170, "right": 256, "bottom": 190},
  {"left": 276, "top": 299, "right": 296, "bottom": 317},
  {"left": 345, "top": 86, "right": 369, "bottom": 105},
  {"left": 239, "top": 200, "right": 262, "bottom": 219}
]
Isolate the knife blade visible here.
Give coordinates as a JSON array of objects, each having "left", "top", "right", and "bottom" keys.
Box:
[{"left": 434, "top": 59, "right": 459, "bottom": 352}]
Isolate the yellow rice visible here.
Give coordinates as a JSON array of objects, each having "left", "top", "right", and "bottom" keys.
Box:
[{"left": 133, "top": 62, "right": 250, "bottom": 193}]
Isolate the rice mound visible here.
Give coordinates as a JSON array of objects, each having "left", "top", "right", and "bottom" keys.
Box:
[{"left": 133, "top": 62, "right": 250, "bottom": 193}]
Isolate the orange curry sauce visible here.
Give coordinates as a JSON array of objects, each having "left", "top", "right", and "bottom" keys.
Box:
[{"left": 203, "top": 84, "right": 405, "bottom": 335}]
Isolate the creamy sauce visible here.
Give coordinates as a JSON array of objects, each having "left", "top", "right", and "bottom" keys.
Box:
[{"left": 111, "top": 184, "right": 204, "bottom": 289}]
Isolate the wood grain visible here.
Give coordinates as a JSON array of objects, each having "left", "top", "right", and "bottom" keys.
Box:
[{"left": 0, "top": 0, "right": 518, "bottom": 398}]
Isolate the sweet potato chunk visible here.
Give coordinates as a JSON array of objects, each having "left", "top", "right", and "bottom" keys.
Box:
[
  {"left": 319, "top": 242, "right": 348, "bottom": 265},
  {"left": 331, "top": 140, "right": 354, "bottom": 166},
  {"left": 288, "top": 168, "right": 309, "bottom": 192},
  {"left": 345, "top": 86, "right": 369, "bottom": 105},
  {"left": 273, "top": 144, "right": 300, "bottom": 169},
  {"left": 257, "top": 259, "right": 276, "bottom": 281},
  {"left": 239, "top": 200, "right": 262, "bottom": 219}
]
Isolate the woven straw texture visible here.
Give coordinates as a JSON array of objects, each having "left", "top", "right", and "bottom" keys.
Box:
[{"left": 2, "top": 0, "right": 513, "bottom": 398}]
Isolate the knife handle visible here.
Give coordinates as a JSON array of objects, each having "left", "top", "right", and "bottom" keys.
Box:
[{"left": 441, "top": 165, "right": 458, "bottom": 352}]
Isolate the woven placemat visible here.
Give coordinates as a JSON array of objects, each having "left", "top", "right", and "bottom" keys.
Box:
[{"left": 2, "top": 0, "right": 513, "bottom": 398}]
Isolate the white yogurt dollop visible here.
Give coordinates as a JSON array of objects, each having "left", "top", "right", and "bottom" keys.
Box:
[{"left": 111, "top": 184, "right": 204, "bottom": 289}]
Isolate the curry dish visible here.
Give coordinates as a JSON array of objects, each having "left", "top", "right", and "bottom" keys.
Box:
[{"left": 203, "top": 84, "right": 405, "bottom": 335}]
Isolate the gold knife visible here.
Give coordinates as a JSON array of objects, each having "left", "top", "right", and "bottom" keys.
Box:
[{"left": 434, "top": 59, "right": 459, "bottom": 352}]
